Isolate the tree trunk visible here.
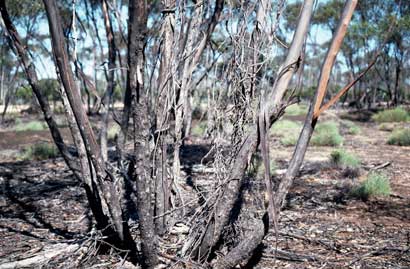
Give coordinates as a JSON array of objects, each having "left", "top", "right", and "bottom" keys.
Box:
[
  {"left": 42, "top": 0, "right": 135, "bottom": 254},
  {"left": 275, "top": 0, "right": 358, "bottom": 209},
  {"left": 100, "top": 0, "right": 117, "bottom": 161},
  {"left": 128, "top": 0, "right": 159, "bottom": 267},
  {"left": 154, "top": 0, "right": 176, "bottom": 235},
  {"left": 191, "top": 0, "right": 315, "bottom": 260}
]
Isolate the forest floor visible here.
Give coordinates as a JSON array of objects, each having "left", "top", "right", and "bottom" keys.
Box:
[{"left": 0, "top": 109, "right": 409, "bottom": 268}]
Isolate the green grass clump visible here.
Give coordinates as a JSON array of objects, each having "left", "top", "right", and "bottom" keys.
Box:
[
  {"left": 372, "top": 107, "right": 409, "bottom": 123},
  {"left": 15, "top": 120, "right": 47, "bottom": 132},
  {"left": 271, "top": 120, "right": 301, "bottom": 136},
  {"left": 21, "top": 143, "right": 59, "bottom": 160},
  {"left": 285, "top": 104, "right": 308, "bottom": 116},
  {"left": 378, "top": 123, "right": 395, "bottom": 131},
  {"left": 330, "top": 148, "right": 360, "bottom": 178},
  {"left": 350, "top": 172, "right": 391, "bottom": 200},
  {"left": 387, "top": 128, "right": 410, "bottom": 146},
  {"left": 192, "top": 121, "right": 207, "bottom": 136},
  {"left": 271, "top": 120, "right": 302, "bottom": 146},
  {"left": 343, "top": 121, "right": 360, "bottom": 135},
  {"left": 281, "top": 135, "right": 299, "bottom": 146},
  {"left": 107, "top": 124, "right": 121, "bottom": 140},
  {"left": 311, "top": 121, "right": 343, "bottom": 146},
  {"left": 249, "top": 153, "right": 277, "bottom": 178},
  {"left": 330, "top": 149, "right": 360, "bottom": 169}
]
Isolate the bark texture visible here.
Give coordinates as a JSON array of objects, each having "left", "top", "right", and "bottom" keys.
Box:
[{"left": 128, "top": 0, "right": 159, "bottom": 267}]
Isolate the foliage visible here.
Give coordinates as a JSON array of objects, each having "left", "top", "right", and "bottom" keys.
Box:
[
  {"left": 387, "top": 128, "right": 410, "bottom": 146},
  {"left": 343, "top": 121, "right": 360, "bottom": 135},
  {"left": 248, "top": 153, "right": 277, "bottom": 179},
  {"left": 311, "top": 121, "right": 343, "bottom": 146},
  {"left": 38, "top": 78, "right": 60, "bottom": 101},
  {"left": 14, "top": 120, "right": 46, "bottom": 132},
  {"left": 108, "top": 124, "right": 121, "bottom": 140},
  {"left": 281, "top": 135, "right": 299, "bottom": 147},
  {"left": 350, "top": 172, "right": 391, "bottom": 200},
  {"left": 378, "top": 123, "right": 396, "bottom": 131},
  {"left": 192, "top": 121, "right": 207, "bottom": 136},
  {"left": 271, "top": 120, "right": 302, "bottom": 136},
  {"left": 372, "top": 107, "right": 409, "bottom": 123},
  {"left": 15, "top": 85, "right": 32, "bottom": 102},
  {"left": 21, "top": 143, "right": 59, "bottom": 160},
  {"left": 285, "top": 104, "right": 308, "bottom": 116},
  {"left": 271, "top": 120, "right": 302, "bottom": 146},
  {"left": 331, "top": 148, "right": 360, "bottom": 178},
  {"left": 330, "top": 149, "right": 360, "bottom": 169}
]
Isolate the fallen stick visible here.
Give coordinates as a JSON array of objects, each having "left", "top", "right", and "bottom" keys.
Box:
[
  {"left": 0, "top": 243, "right": 80, "bottom": 269},
  {"left": 263, "top": 248, "right": 322, "bottom": 262},
  {"left": 348, "top": 246, "right": 410, "bottom": 266},
  {"left": 370, "top": 162, "right": 391, "bottom": 171}
]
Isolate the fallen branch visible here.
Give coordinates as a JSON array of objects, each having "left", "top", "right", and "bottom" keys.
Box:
[
  {"left": 348, "top": 246, "right": 410, "bottom": 266},
  {"left": 0, "top": 243, "right": 81, "bottom": 269},
  {"left": 280, "top": 232, "right": 342, "bottom": 253},
  {"left": 263, "top": 248, "right": 322, "bottom": 262}
]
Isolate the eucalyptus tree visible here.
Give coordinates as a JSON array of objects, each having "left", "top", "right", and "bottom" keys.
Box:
[{"left": 0, "top": 0, "right": 371, "bottom": 268}]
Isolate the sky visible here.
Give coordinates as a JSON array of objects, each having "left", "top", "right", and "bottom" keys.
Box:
[{"left": 27, "top": 1, "right": 335, "bottom": 82}]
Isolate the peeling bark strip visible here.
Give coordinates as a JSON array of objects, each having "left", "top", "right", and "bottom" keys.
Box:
[
  {"left": 100, "top": 0, "right": 118, "bottom": 162},
  {"left": 128, "top": 0, "right": 159, "bottom": 267},
  {"left": 173, "top": 0, "right": 224, "bottom": 184},
  {"left": 42, "top": 0, "right": 135, "bottom": 254},
  {"left": 312, "top": 0, "right": 358, "bottom": 120},
  {"left": 193, "top": 0, "right": 315, "bottom": 261},
  {"left": 154, "top": 0, "right": 176, "bottom": 235},
  {"left": 275, "top": 0, "right": 358, "bottom": 210}
]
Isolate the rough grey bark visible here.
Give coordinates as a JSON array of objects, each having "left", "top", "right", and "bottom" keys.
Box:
[
  {"left": 173, "top": 0, "right": 224, "bottom": 184},
  {"left": 42, "top": 0, "right": 135, "bottom": 254},
  {"left": 100, "top": 0, "right": 117, "bottom": 162},
  {"left": 128, "top": 0, "right": 159, "bottom": 267},
  {"left": 154, "top": 0, "right": 176, "bottom": 235},
  {"left": 214, "top": 2, "right": 358, "bottom": 267},
  {"left": 0, "top": 0, "right": 126, "bottom": 252},
  {"left": 196, "top": 1, "right": 315, "bottom": 258}
]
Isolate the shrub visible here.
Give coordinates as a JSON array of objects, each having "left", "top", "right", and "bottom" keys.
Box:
[
  {"left": 107, "top": 124, "right": 121, "bottom": 140},
  {"left": 378, "top": 123, "right": 396, "bottom": 132},
  {"left": 372, "top": 107, "right": 409, "bottom": 123},
  {"left": 271, "top": 120, "right": 302, "bottom": 146},
  {"left": 249, "top": 153, "right": 277, "bottom": 178},
  {"left": 281, "top": 135, "right": 298, "bottom": 146},
  {"left": 15, "top": 120, "right": 47, "bottom": 132},
  {"left": 271, "top": 120, "right": 301, "bottom": 136},
  {"left": 343, "top": 121, "right": 360, "bottom": 135},
  {"left": 21, "top": 143, "right": 59, "bottom": 160},
  {"left": 285, "top": 104, "right": 308, "bottom": 116},
  {"left": 311, "top": 121, "right": 343, "bottom": 146},
  {"left": 192, "top": 121, "right": 207, "bottom": 136},
  {"left": 330, "top": 149, "right": 360, "bottom": 178},
  {"left": 350, "top": 172, "right": 391, "bottom": 200},
  {"left": 387, "top": 128, "right": 410, "bottom": 146},
  {"left": 330, "top": 149, "right": 360, "bottom": 168}
]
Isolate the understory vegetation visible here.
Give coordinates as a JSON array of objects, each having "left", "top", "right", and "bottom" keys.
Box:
[
  {"left": 0, "top": 0, "right": 409, "bottom": 268},
  {"left": 14, "top": 120, "right": 47, "bottom": 132},
  {"left": 311, "top": 121, "right": 343, "bottom": 146},
  {"left": 343, "top": 120, "right": 361, "bottom": 135},
  {"left": 387, "top": 128, "right": 410, "bottom": 146},
  {"left": 330, "top": 148, "right": 360, "bottom": 177},
  {"left": 351, "top": 172, "right": 392, "bottom": 200},
  {"left": 21, "top": 143, "right": 59, "bottom": 160},
  {"left": 372, "top": 107, "right": 409, "bottom": 123}
]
